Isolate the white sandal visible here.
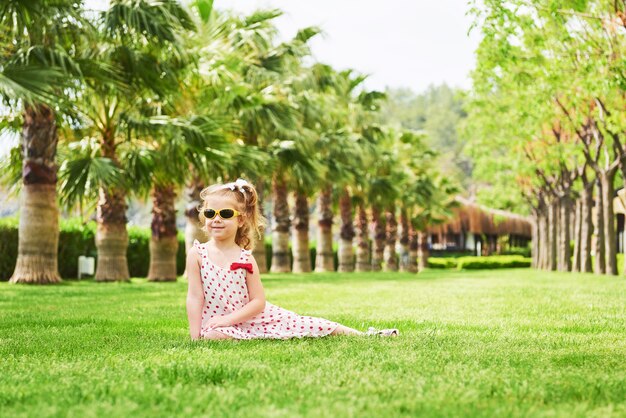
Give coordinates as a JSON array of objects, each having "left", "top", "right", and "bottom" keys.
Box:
[{"left": 366, "top": 327, "right": 400, "bottom": 337}]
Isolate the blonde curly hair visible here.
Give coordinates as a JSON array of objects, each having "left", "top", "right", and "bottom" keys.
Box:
[{"left": 198, "top": 179, "right": 266, "bottom": 250}]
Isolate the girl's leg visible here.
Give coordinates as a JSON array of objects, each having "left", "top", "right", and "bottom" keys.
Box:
[{"left": 330, "top": 324, "right": 364, "bottom": 336}]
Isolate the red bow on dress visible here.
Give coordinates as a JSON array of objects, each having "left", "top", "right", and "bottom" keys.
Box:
[{"left": 230, "top": 262, "right": 253, "bottom": 274}]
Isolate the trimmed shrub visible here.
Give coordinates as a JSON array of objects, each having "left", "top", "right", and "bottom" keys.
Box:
[
  {"left": 456, "top": 255, "right": 531, "bottom": 270},
  {"left": 502, "top": 246, "right": 531, "bottom": 258},
  {"left": 58, "top": 219, "right": 97, "bottom": 278},
  {"left": 427, "top": 258, "right": 458, "bottom": 269},
  {"left": 428, "top": 255, "right": 531, "bottom": 270}
]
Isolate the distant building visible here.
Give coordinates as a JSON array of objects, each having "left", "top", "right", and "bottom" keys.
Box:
[{"left": 427, "top": 197, "right": 532, "bottom": 255}]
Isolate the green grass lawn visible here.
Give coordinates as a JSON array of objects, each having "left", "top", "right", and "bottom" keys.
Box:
[{"left": 2, "top": 269, "right": 626, "bottom": 418}]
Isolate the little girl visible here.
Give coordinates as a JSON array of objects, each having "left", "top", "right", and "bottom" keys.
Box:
[{"left": 186, "top": 178, "right": 399, "bottom": 340}]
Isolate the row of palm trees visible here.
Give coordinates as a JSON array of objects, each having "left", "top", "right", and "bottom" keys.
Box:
[{"left": 1, "top": 0, "right": 455, "bottom": 284}]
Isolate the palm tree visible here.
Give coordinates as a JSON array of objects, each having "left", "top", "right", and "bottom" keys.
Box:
[
  {"left": 367, "top": 143, "right": 399, "bottom": 271},
  {"left": 75, "top": 0, "right": 194, "bottom": 281},
  {"left": 354, "top": 198, "right": 371, "bottom": 272},
  {"left": 352, "top": 125, "right": 385, "bottom": 272},
  {"left": 206, "top": 9, "right": 305, "bottom": 272},
  {"left": 409, "top": 176, "right": 458, "bottom": 272},
  {"left": 308, "top": 68, "right": 376, "bottom": 273},
  {"left": 2, "top": 0, "right": 88, "bottom": 284},
  {"left": 384, "top": 205, "right": 399, "bottom": 271},
  {"left": 337, "top": 186, "right": 356, "bottom": 272},
  {"left": 292, "top": 190, "right": 312, "bottom": 272},
  {"left": 392, "top": 130, "right": 454, "bottom": 273}
]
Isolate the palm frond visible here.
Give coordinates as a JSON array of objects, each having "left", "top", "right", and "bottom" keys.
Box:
[
  {"left": 0, "top": 64, "right": 65, "bottom": 104},
  {"left": 58, "top": 140, "right": 125, "bottom": 209},
  {"left": 104, "top": 0, "right": 195, "bottom": 44},
  {"left": 0, "top": 144, "right": 22, "bottom": 195}
]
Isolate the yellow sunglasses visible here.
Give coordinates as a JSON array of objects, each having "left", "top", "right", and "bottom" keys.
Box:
[{"left": 203, "top": 208, "right": 241, "bottom": 220}]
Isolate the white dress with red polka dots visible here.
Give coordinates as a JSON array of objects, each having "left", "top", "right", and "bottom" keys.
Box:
[{"left": 195, "top": 240, "right": 339, "bottom": 340}]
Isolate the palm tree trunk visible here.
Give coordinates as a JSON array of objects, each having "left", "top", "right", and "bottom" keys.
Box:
[
  {"left": 271, "top": 175, "right": 291, "bottom": 273},
  {"left": 184, "top": 175, "right": 206, "bottom": 253},
  {"left": 292, "top": 191, "right": 311, "bottom": 273},
  {"left": 595, "top": 179, "right": 606, "bottom": 274},
  {"left": 10, "top": 104, "right": 61, "bottom": 284},
  {"left": 417, "top": 230, "right": 429, "bottom": 271},
  {"left": 338, "top": 187, "right": 355, "bottom": 272},
  {"left": 383, "top": 206, "right": 398, "bottom": 271},
  {"left": 398, "top": 208, "right": 410, "bottom": 272},
  {"left": 601, "top": 171, "right": 617, "bottom": 275},
  {"left": 252, "top": 181, "right": 268, "bottom": 273},
  {"left": 95, "top": 130, "right": 129, "bottom": 281},
  {"left": 572, "top": 198, "right": 582, "bottom": 273},
  {"left": 148, "top": 184, "right": 178, "bottom": 281},
  {"left": 580, "top": 182, "right": 593, "bottom": 273},
  {"left": 408, "top": 222, "right": 418, "bottom": 273},
  {"left": 315, "top": 185, "right": 334, "bottom": 272},
  {"left": 95, "top": 186, "right": 130, "bottom": 281},
  {"left": 355, "top": 202, "right": 371, "bottom": 272},
  {"left": 371, "top": 205, "right": 385, "bottom": 271},
  {"left": 558, "top": 195, "right": 572, "bottom": 272}
]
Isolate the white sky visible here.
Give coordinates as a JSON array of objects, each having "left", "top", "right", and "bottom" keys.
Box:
[{"left": 213, "top": 0, "right": 480, "bottom": 92}]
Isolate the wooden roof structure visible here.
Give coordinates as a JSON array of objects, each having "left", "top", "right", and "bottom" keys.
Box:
[{"left": 428, "top": 197, "right": 532, "bottom": 237}]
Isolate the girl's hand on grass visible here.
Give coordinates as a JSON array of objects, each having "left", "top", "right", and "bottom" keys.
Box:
[{"left": 206, "top": 315, "right": 231, "bottom": 330}]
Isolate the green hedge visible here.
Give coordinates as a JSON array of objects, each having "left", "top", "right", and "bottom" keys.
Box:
[
  {"left": 428, "top": 255, "right": 531, "bottom": 270},
  {"left": 0, "top": 218, "right": 18, "bottom": 281},
  {"left": 0, "top": 218, "right": 186, "bottom": 280}
]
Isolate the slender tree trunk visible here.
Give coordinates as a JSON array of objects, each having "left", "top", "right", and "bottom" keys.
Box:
[
  {"left": 558, "top": 195, "right": 572, "bottom": 272},
  {"left": 580, "top": 182, "right": 593, "bottom": 273},
  {"left": 355, "top": 202, "right": 371, "bottom": 272},
  {"left": 338, "top": 187, "right": 355, "bottom": 272},
  {"left": 148, "top": 184, "right": 178, "bottom": 281},
  {"left": 408, "top": 222, "right": 418, "bottom": 273},
  {"left": 548, "top": 198, "right": 557, "bottom": 271},
  {"left": 572, "top": 198, "right": 582, "bottom": 273},
  {"left": 538, "top": 202, "right": 549, "bottom": 270},
  {"left": 10, "top": 104, "right": 61, "bottom": 284},
  {"left": 292, "top": 191, "right": 311, "bottom": 273},
  {"left": 271, "top": 175, "right": 291, "bottom": 273},
  {"left": 383, "top": 206, "right": 398, "bottom": 271},
  {"left": 417, "top": 230, "right": 429, "bottom": 271},
  {"left": 315, "top": 185, "right": 334, "bottom": 272},
  {"left": 595, "top": 179, "right": 606, "bottom": 274},
  {"left": 252, "top": 181, "right": 268, "bottom": 273},
  {"left": 601, "top": 171, "right": 618, "bottom": 275},
  {"left": 531, "top": 210, "right": 539, "bottom": 269},
  {"left": 371, "top": 205, "right": 385, "bottom": 271},
  {"left": 399, "top": 208, "right": 410, "bottom": 272}
]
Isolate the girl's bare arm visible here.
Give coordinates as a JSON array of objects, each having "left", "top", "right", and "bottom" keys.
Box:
[{"left": 185, "top": 247, "right": 204, "bottom": 340}]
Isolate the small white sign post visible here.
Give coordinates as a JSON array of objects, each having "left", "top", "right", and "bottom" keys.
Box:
[{"left": 78, "top": 256, "right": 95, "bottom": 280}]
